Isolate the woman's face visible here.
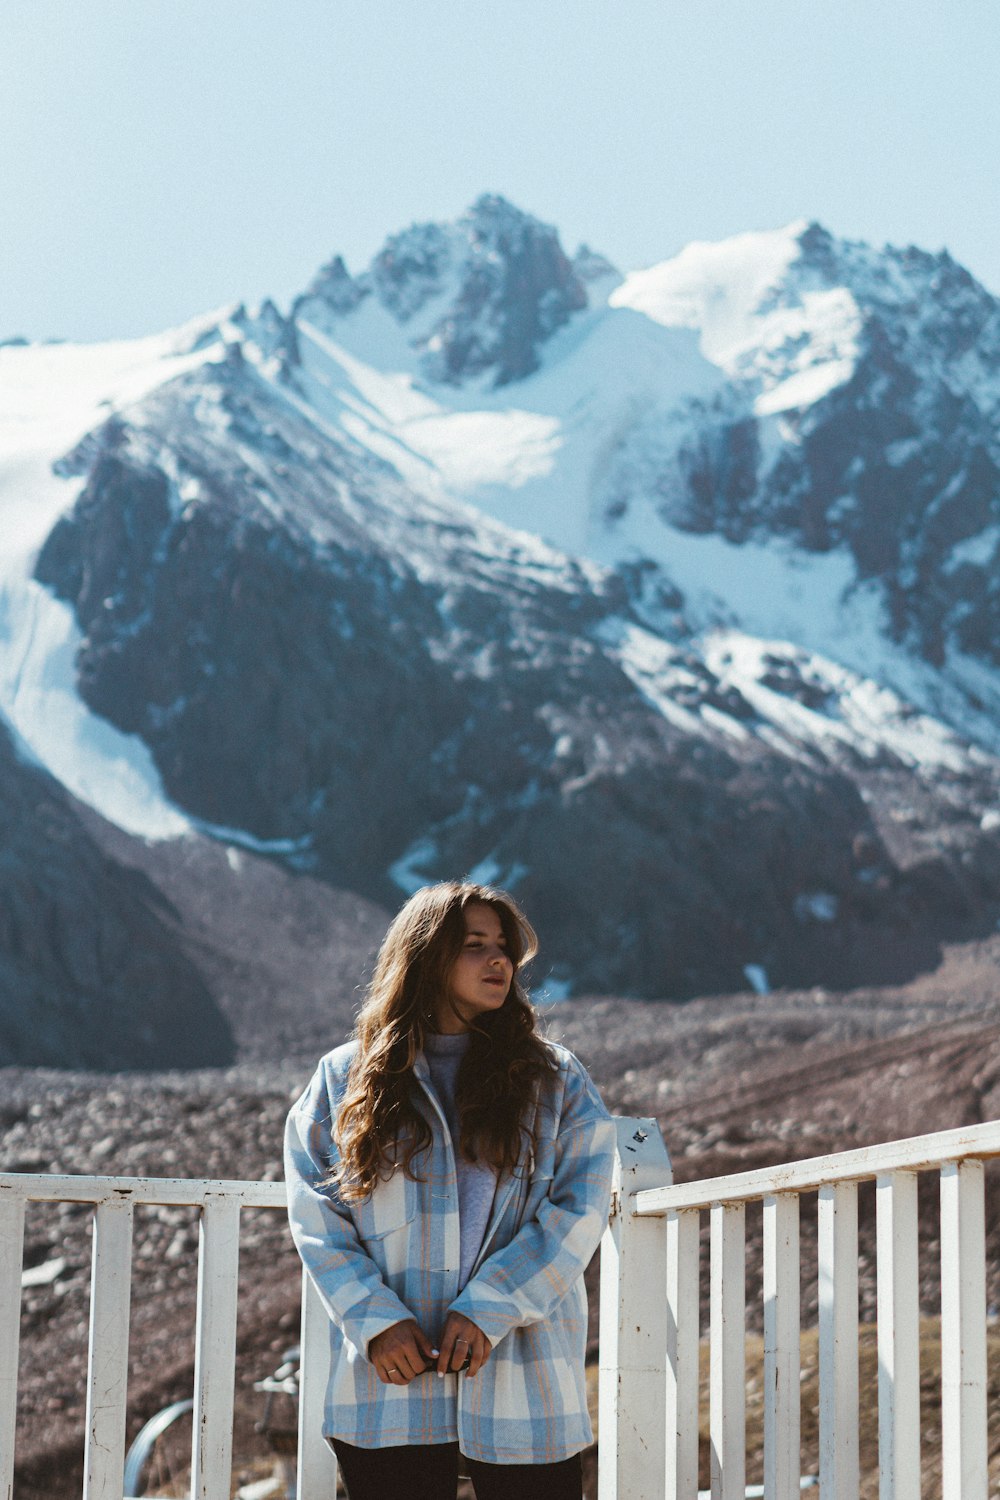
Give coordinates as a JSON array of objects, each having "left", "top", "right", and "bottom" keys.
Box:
[{"left": 436, "top": 901, "right": 514, "bottom": 1032}]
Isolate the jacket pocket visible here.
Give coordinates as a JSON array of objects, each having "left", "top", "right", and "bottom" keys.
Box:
[{"left": 351, "top": 1168, "right": 415, "bottom": 1251}]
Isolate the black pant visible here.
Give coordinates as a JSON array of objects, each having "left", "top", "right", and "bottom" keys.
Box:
[{"left": 331, "top": 1438, "right": 583, "bottom": 1500}]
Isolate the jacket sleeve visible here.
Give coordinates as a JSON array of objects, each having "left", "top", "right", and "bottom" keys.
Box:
[
  {"left": 448, "top": 1058, "right": 616, "bottom": 1347},
  {"left": 284, "top": 1061, "right": 415, "bottom": 1359}
]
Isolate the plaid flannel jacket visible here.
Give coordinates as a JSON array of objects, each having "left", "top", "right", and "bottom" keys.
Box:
[{"left": 284, "top": 1039, "right": 616, "bottom": 1463}]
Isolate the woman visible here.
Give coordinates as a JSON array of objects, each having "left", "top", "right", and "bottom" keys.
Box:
[{"left": 284, "top": 881, "right": 616, "bottom": 1500}]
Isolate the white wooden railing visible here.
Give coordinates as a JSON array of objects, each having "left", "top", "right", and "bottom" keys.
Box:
[
  {"left": 599, "top": 1117, "right": 1000, "bottom": 1500},
  {"left": 3, "top": 1117, "right": 998, "bottom": 1500},
  {"left": 0, "top": 1172, "right": 337, "bottom": 1500}
]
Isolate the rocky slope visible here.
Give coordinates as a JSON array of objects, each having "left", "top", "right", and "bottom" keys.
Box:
[
  {"left": 0, "top": 722, "right": 231, "bottom": 1068},
  {"left": 76, "top": 804, "right": 391, "bottom": 1067}
]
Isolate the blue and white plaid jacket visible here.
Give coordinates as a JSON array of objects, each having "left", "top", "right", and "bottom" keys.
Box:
[{"left": 284, "top": 1039, "right": 616, "bottom": 1463}]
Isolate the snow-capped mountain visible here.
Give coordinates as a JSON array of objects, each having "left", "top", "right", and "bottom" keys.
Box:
[
  {"left": 605, "top": 222, "right": 1000, "bottom": 725},
  {"left": 267, "top": 202, "right": 1000, "bottom": 747},
  {"left": 2, "top": 195, "right": 999, "bottom": 1051}
]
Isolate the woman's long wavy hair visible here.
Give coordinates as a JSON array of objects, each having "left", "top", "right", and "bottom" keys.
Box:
[{"left": 331, "top": 882, "right": 557, "bottom": 1201}]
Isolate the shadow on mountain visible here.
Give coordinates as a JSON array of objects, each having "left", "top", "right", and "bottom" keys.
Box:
[{"left": 0, "top": 723, "right": 233, "bottom": 1069}]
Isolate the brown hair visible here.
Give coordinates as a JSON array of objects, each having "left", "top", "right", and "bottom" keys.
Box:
[{"left": 331, "top": 882, "right": 557, "bottom": 1201}]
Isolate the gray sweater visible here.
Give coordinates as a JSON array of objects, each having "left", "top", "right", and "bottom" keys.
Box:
[{"left": 423, "top": 1032, "right": 498, "bottom": 1289}]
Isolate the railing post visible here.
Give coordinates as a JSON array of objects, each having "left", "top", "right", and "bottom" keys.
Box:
[
  {"left": 710, "top": 1201, "right": 745, "bottom": 1500},
  {"left": 296, "top": 1269, "right": 340, "bottom": 1499},
  {"left": 940, "top": 1160, "right": 987, "bottom": 1500},
  {"left": 191, "top": 1193, "right": 241, "bottom": 1500},
  {"left": 665, "top": 1209, "right": 700, "bottom": 1500},
  {"left": 0, "top": 1193, "right": 26, "bottom": 1500},
  {"left": 763, "top": 1193, "right": 799, "bottom": 1500},
  {"left": 817, "top": 1181, "right": 859, "bottom": 1500},
  {"left": 875, "top": 1171, "right": 920, "bottom": 1500},
  {"left": 83, "top": 1196, "right": 134, "bottom": 1500},
  {"left": 599, "top": 1118, "right": 672, "bottom": 1500}
]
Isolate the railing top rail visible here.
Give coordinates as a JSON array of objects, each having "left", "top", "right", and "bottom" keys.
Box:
[
  {"left": 0, "top": 1171, "right": 287, "bottom": 1209},
  {"left": 634, "top": 1117, "right": 1000, "bottom": 1215}
]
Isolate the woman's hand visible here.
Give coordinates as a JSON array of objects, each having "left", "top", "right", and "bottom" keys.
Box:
[
  {"left": 436, "top": 1311, "right": 491, "bottom": 1378},
  {"left": 369, "top": 1318, "right": 437, "bottom": 1385}
]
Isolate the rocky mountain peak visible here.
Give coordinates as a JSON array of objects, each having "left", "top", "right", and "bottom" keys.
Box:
[
  {"left": 793, "top": 219, "right": 841, "bottom": 280},
  {"left": 299, "top": 253, "right": 369, "bottom": 317},
  {"left": 429, "top": 193, "right": 590, "bottom": 385},
  {"left": 371, "top": 219, "right": 455, "bottom": 321},
  {"left": 571, "top": 242, "right": 621, "bottom": 289},
  {"left": 294, "top": 194, "right": 592, "bottom": 387},
  {"left": 779, "top": 223, "right": 999, "bottom": 366}
]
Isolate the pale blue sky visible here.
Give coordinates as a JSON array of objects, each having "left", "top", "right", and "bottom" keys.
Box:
[{"left": 3, "top": 0, "right": 998, "bottom": 343}]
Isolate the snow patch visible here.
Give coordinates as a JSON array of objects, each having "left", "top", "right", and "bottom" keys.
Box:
[
  {"left": 794, "top": 892, "right": 839, "bottom": 923},
  {"left": 944, "top": 524, "right": 1000, "bottom": 573},
  {"left": 535, "top": 976, "right": 573, "bottom": 1005},
  {"left": 611, "top": 223, "right": 862, "bottom": 407},
  {"left": 389, "top": 836, "right": 439, "bottom": 895},
  {"left": 290, "top": 293, "right": 719, "bottom": 560},
  {"left": 611, "top": 224, "right": 808, "bottom": 365},
  {"left": 755, "top": 356, "right": 856, "bottom": 416},
  {"left": 593, "top": 512, "right": 1000, "bottom": 755},
  {"left": 466, "top": 854, "right": 529, "bottom": 890},
  {"left": 601, "top": 614, "right": 976, "bottom": 774},
  {"left": 192, "top": 821, "right": 312, "bottom": 858},
  {"left": 744, "top": 964, "right": 770, "bottom": 995},
  {"left": 703, "top": 631, "right": 975, "bottom": 773},
  {"left": 0, "top": 329, "right": 225, "bottom": 838}
]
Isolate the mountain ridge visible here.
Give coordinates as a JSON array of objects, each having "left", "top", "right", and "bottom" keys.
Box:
[
  {"left": 1, "top": 194, "right": 999, "bottom": 1047},
  {"left": 247, "top": 199, "right": 1000, "bottom": 752}
]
